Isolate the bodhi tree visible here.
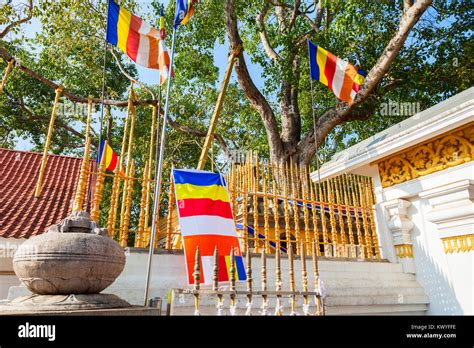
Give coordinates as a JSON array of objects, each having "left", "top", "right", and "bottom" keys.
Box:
[
  {"left": 0, "top": 0, "right": 472, "bottom": 167},
  {"left": 222, "top": 0, "right": 472, "bottom": 165}
]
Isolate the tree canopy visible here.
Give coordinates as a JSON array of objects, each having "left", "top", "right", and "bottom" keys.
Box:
[{"left": 0, "top": 0, "right": 472, "bottom": 169}]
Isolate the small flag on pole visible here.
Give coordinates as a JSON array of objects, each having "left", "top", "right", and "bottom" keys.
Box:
[
  {"left": 159, "top": 6, "right": 166, "bottom": 39},
  {"left": 308, "top": 40, "right": 366, "bottom": 104},
  {"left": 98, "top": 140, "right": 124, "bottom": 176},
  {"left": 173, "top": 0, "right": 198, "bottom": 28},
  {"left": 173, "top": 169, "right": 246, "bottom": 285}
]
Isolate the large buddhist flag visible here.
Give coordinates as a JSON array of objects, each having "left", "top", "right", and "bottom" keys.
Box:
[
  {"left": 106, "top": 0, "right": 171, "bottom": 79},
  {"left": 173, "top": 169, "right": 246, "bottom": 285},
  {"left": 308, "top": 40, "right": 366, "bottom": 104}
]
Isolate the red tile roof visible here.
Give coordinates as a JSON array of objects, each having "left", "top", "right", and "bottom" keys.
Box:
[{"left": 0, "top": 148, "right": 95, "bottom": 239}]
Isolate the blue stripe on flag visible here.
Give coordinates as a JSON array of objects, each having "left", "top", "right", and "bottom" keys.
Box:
[
  {"left": 106, "top": 0, "right": 119, "bottom": 46},
  {"left": 307, "top": 40, "right": 319, "bottom": 81},
  {"left": 235, "top": 256, "right": 246, "bottom": 280},
  {"left": 173, "top": 169, "right": 226, "bottom": 187},
  {"left": 97, "top": 139, "right": 106, "bottom": 163}
]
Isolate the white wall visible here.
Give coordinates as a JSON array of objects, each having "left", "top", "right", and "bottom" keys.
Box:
[
  {"left": 0, "top": 237, "right": 24, "bottom": 299},
  {"left": 411, "top": 196, "right": 469, "bottom": 314},
  {"left": 375, "top": 163, "right": 473, "bottom": 314}
]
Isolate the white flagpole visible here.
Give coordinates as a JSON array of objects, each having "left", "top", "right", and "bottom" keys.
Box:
[
  {"left": 307, "top": 42, "right": 322, "bottom": 186},
  {"left": 143, "top": 27, "right": 178, "bottom": 306}
]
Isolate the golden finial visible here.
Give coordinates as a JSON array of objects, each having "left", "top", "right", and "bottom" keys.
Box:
[
  {"left": 312, "top": 239, "right": 324, "bottom": 315},
  {"left": 193, "top": 245, "right": 201, "bottom": 315},
  {"left": 90, "top": 139, "right": 107, "bottom": 222},
  {"left": 301, "top": 242, "right": 309, "bottom": 314},
  {"left": 137, "top": 161, "right": 149, "bottom": 247}
]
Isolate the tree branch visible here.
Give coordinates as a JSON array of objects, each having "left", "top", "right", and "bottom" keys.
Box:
[
  {"left": 8, "top": 92, "right": 99, "bottom": 148},
  {"left": 288, "top": 0, "right": 301, "bottom": 30},
  {"left": 226, "top": 0, "right": 283, "bottom": 161},
  {"left": 167, "top": 114, "right": 231, "bottom": 160},
  {"left": 354, "top": 0, "right": 433, "bottom": 104},
  {"left": 0, "top": 0, "right": 33, "bottom": 39},
  {"left": 257, "top": 2, "right": 282, "bottom": 64},
  {"left": 297, "top": 0, "right": 432, "bottom": 165},
  {"left": 0, "top": 45, "right": 156, "bottom": 107}
]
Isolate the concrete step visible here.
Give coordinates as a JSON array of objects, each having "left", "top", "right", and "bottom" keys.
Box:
[
  {"left": 319, "top": 270, "right": 416, "bottom": 281},
  {"left": 318, "top": 260, "right": 403, "bottom": 273},
  {"left": 322, "top": 278, "right": 422, "bottom": 288},
  {"left": 325, "top": 294, "right": 429, "bottom": 307},
  {"left": 327, "top": 286, "right": 427, "bottom": 297},
  {"left": 326, "top": 304, "right": 429, "bottom": 315}
]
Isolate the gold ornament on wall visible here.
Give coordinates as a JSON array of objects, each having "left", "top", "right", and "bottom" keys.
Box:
[
  {"left": 395, "top": 244, "right": 414, "bottom": 258},
  {"left": 378, "top": 123, "right": 474, "bottom": 188},
  {"left": 442, "top": 234, "right": 473, "bottom": 254}
]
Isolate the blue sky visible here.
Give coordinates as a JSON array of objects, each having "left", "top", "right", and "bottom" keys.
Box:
[{"left": 8, "top": 0, "right": 266, "bottom": 151}]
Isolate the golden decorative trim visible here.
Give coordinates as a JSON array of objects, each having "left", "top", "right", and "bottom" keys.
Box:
[
  {"left": 395, "top": 244, "right": 413, "bottom": 258},
  {"left": 442, "top": 234, "right": 474, "bottom": 254},
  {"left": 378, "top": 123, "right": 474, "bottom": 188}
]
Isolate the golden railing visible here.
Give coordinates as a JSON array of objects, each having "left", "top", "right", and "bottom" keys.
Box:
[
  {"left": 226, "top": 153, "right": 381, "bottom": 259},
  {"left": 81, "top": 155, "right": 380, "bottom": 260}
]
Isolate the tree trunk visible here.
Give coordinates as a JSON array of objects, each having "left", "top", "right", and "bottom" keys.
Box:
[{"left": 225, "top": 0, "right": 433, "bottom": 167}]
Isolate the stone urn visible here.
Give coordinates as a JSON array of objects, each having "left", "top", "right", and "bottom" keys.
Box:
[{"left": 13, "top": 211, "right": 126, "bottom": 295}]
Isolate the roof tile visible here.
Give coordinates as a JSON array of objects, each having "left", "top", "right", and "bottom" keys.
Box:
[{"left": 0, "top": 148, "right": 95, "bottom": 239}]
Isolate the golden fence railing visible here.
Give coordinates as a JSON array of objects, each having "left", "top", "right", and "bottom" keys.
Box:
[{"left": 82, "top": 153, "right": 381, "bottom": 259}]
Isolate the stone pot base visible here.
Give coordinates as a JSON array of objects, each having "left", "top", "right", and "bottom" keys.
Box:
[{"left": 0, "top": 293, "right": 131, "bottom": 312}]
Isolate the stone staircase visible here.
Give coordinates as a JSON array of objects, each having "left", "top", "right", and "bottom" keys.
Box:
[
  {"left": 163, "top": 257, "right": 429, "bottom": 315},
  {"left": 320, "top": 260, "right": 428, "bottom": 315},
  {"left": 4, "top": 251, "right": 429, "bottom": 315}
]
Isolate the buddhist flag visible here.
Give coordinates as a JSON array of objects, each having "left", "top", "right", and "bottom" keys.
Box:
[
  {"left": 98, "top": 140, "right": 124, "bottom": 176},
  {"left": 106, "top": 0, "right": 171, "bottom": 74},
  {"left": 173, "top": 169, "right": 246, "bottom": 285},
  {"left": 308, "top": 40, "right": 366, "bottom": 104},
  {"left": 173, "top": 0, "right": 197, "bottom": 28},
  {"left": 159, "top": 6, "right": 166, "bottom": 39}
]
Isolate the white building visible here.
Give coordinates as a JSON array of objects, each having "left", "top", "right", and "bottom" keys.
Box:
[{"left": 311, "top": 87, "right": 473, "bottom": 314}]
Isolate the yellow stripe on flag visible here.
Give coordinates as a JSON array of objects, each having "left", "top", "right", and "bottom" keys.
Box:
[
  {"left": 181, "top": 0, "right": 194, "bottom": 25},
  {"left": 105, "top": 145, "right": 113, "bottom": 168},
  {"left": 175, "top": 183, "right": 230, "bottom": 202},
  {"left": 316, "top": 46, "right": 329, "bottom": 86},
  {"left": 354, "top": 73, "right": 365, "bottom": 85},
  {"left": 117, "top": 7, "right": 132, "bottom": 53},
  {"left": 224, "top": 255, "right": 235, "bottom": 280}
]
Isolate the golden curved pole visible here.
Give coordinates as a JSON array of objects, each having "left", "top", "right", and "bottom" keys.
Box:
[
  {"left": 196, "top": 45, "right": 242, "bottom": 170},
  {"left": 0, "top": 59, "right": 14, "bottom": 96},
  {"left": 73, "top": 96, "right": 93, "bottom": 212},
  {"left": 34, "top": 85, "right": 63, "bottom": 198}
]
